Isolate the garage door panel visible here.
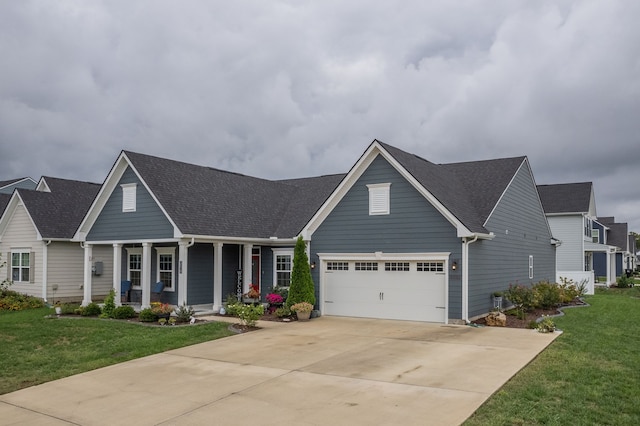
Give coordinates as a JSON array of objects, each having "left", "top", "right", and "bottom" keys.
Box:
[{"left": 323, "top": 259, "right": 446, "bottom": 323}]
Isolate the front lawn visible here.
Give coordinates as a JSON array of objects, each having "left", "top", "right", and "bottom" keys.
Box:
[
  {"left": 465, "top": 287, "right": 640, "bottom": 425},
  {"left": 0, "top": 307, "right": 234, "bottom": 395}
]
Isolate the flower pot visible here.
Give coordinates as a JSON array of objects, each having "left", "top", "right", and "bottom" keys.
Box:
[
  {"left": 156, "top": 313, "right": 171, "bottom": 320},
  {"left": 296, "top": 310, "right": 311, "bottom": 321}
]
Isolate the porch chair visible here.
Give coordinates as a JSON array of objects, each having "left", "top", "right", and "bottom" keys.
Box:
[
  {"left": 151, "top": 281, "right": 165, "bottom": 303},
  {"left": 120, "top": 280, "right": 132, "bottom": 303}
]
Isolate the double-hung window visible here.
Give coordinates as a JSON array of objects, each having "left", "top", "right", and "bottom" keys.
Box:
[
  {"left": 273, "top": 249, "right": 293, "bottom": 287},
  {"left": 11, "top": 250, "right": 32, "bottom": 282},
  {"left": 126, "top": 248, "right": 142, "bottom": 287},
  {"left": 156, "top": 247, "right": 175, "bottom": 291}
]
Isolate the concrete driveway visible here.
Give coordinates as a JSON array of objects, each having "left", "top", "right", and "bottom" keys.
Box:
[{"left": 0, "top": 316, "right": 559, "bottom": 425}]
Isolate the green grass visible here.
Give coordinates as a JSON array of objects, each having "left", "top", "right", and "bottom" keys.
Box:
[
  {"left": 0, "top": 307, "right": 234, "bottom": 395},
  {"left": 465, "top": 287, "right": 640, "bottom": 425}
]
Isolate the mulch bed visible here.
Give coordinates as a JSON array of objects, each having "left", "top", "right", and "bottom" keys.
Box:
[{"left": 472, "top": 298, "right": 588, "bottom": 329}]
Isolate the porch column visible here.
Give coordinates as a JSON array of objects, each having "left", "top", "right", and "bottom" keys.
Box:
[
  {"left": 113, "top": 244, "right": 122, "bottom": 306},
  {"left": 82, "top": 244, "right": 93, "bottom": 306},
  {"left": 213, "top": 242, "right": 224, "bottom": 312},
  {"left": 243, "top": 243, "right": 253, "bottom": 294},
  {"left": 178, "top": 241, "right": 189, "bottom": 306},
  {"left": 141, "top": 243, "right": 151, "bottom": 309}
]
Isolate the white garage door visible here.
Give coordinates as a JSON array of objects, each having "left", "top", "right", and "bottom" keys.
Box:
[{"left": 323, "top": 259, "right": 447, "bottom": 323}]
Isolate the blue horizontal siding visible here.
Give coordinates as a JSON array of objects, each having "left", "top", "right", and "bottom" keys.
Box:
[
  {"left": 87, "top": 167, "right": 174, "bottom": 241},
  {"left": 311, "top": 155, "right": 462, "bottom": 319}
]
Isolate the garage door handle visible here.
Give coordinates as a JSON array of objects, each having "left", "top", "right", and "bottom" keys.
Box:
[
  {"left": 436, "top": 306, "right": 445, "bottom": 309},
  {"left": 380, "top": 292, "right": 384, "bottom": 300}
]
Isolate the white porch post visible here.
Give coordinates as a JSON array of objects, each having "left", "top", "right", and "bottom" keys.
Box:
[
  {"left": 113, "top": 244, "right": 122, "bottom": 306},
  {"left": 243, "top": 243, "right": 253, "bottom": 293},
  {"left": 178, "top": 241, "right": 189, "bottom": 306},
  {"left": 82, "top": 244, "right": 93, "bottom": 306},
  {"left": 213, "top": 242, "right": 223, "bottom": 312},
  {"left": 141, "top": 243, "right": 151, "bottom": 309}
]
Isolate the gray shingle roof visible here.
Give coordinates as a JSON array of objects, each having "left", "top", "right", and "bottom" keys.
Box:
[
  {"left": 124, "top": 151, "right": 345, "bottom": 238},
  {"left": 537, "top": 182, "right": 593, "bottom": 214},
  {"left": 598, "top": 217, "right": 628, "bottom": 249},
  {"left": 18, "top": 177, "right": 100, "bottom": 239},
  {"left": 0, "top": 193, "right": 10, "bottom": 215},
  {"left": 378, "top": 142, "right": 526, "bottom": 233}
]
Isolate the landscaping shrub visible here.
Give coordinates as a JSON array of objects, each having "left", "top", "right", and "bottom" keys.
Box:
[
  {"left": 100, "top": 289, "right": 116, "bottom": 318},
  {"left": 558, "top": 277, "right": 581, "bottom": 303},
  {"left": 0, "top": 290, "right": 45, "bottom": 311},
  {"left": 504, "top": 284, "right": 538, "bottom": 318},
  {"left": 532, "top": 280, "right": 561, "bottom": 309},
  {"left": 60, "top": 303, "right": 81, "bottom": 315},
  {"left": 275, "top": 306, "right": 291, "bottom": 318},
  {"left": 232, "top": 303, "right": 264, "bottom": 327},
  {"left": 286, "top": 236, "right": 316, "bottom": 308},
  {"left": 112, "top": 305, "right": 136, "bottom": 319},
  {"left": 138, "top": 308, "right": 157, "bottom": 322},
  {"left": 174, "top": 303, "right": 195, "bottom": 323},
  {"left": 616, "top": 274, "right": 634, "bottom": 288},
  {"left": 80, "top": 302, "right": 102, "bottom": 317}
]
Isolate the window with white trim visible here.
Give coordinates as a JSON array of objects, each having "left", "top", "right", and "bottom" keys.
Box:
[
  {"left": 121, "top": 183, "right": 137, "bottom": 212},
  {"left": 355, "top": 262, "right": 378, "bottom": 271},
  {"left": 327, "top": 261, "right": 349, "bottom": 271},
  {"left": 417, "top": 262, "right": 444, "bottom": 272},
  {"left": 126, "top": 248, "right": 142, "bottom": 287},
  {"left": 156, "top": 247, "right": 176, "bottom": 291},
  {"left": 528, "top": 255, "right": 534, "bottom": 279},
  {"left": 367, "top": 183, "right": 391, "bottom": 215},
  {"left": 385, "top": 262, "right": 410, "bottom": 271},
  {"left": 11, "top": 250, "right": 32, "bottom": 282},
  {"left": 592, "top": 229, "right": 600, "bottom": 243},
  {"left": 273, "top": 249, "right": 293, "bottom": 287}
]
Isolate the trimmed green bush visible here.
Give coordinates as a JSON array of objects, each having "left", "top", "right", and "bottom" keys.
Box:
[
  {"left": 285, "top": 236, "right": 316, "bottom": 308},
  {"left": 80, "top": 302, "right": 102, "bottom": 317},
  {"left": 112, "top": 305, "right": 136, "bottom": 319},
  {"left": 138, "top": 308, "right": 157, "bottom": 322}
]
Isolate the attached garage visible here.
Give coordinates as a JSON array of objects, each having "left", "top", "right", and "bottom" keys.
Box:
[{"left": 319, "top": 254, "right": 449, "bottom": 323}]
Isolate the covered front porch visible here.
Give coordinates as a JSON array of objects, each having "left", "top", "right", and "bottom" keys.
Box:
[{"left": 81, "top": 238, "right": 296, "bottom": 310}]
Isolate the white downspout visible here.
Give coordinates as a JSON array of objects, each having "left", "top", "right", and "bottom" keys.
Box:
[
  {"left": 462, "top": 235, "right": 479, "bottom": 323},
  {"left": 42, "top": 240, "right": 51, "bottom": 302}
]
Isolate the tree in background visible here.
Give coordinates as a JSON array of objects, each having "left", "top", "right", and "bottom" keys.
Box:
[{"left": 286, "top": 236, "right": 316, "bottom": 308}]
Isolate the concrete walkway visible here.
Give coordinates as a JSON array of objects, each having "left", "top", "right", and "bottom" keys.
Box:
[{"left": 0, "top": 317, "right": 560, "bottom": 425}]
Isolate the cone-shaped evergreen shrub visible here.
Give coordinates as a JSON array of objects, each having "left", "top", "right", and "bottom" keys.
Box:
[{"left": 285, "top": 236, "right": 316, "bottom": 308}]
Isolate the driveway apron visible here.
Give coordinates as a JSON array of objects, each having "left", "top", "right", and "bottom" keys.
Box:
[{"left": 0, "top": 316, "right": 559, "bottom": 425}]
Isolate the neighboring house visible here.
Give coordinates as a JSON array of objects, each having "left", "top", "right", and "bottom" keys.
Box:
[
  {"left": 75, "top": 140, "right": 556, "bottom": 324},
  {"left": 594, "top": 217, "right": 633, "bottom": 278},
  {"left": 0, "top": 177, "right": 102, "bottom": 302},
  {"left": 537, "top": 182, "right": 611, "bottom": 293},
  {"left": 0, "top": 177, "right": 37, "bottom": 194}
]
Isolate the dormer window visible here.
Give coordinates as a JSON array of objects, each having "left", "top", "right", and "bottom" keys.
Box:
[
  {"left": 367, "top": 183, "right": 391, "bottom": 215},
  {"left": 121, "top": 183, "right": 137, "bottom": 212}
]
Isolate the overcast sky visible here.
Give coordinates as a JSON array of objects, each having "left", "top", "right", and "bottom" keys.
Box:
[{"left": 1, "top": 1, "right": 639, "bottom": 232}]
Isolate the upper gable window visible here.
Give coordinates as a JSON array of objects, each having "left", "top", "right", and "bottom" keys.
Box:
[
  {"left": 367, "top": 183, "right": 391, "bottom": 215},
  {"left": 121, "top": 183, "right": 137, "bottom": 212}
]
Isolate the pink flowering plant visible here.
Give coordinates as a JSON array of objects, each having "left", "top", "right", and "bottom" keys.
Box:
[{"left": 266, "top": 293, "right": 283, "bottom": 305}]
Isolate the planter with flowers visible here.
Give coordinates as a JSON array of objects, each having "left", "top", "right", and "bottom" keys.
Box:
[
  {"left": 243, "top": 284, "right": 261, "bottom": 304},
  {"left": 266, "top": 293, "right": 284, "bottom": 313},
  {"left": 150, "top": 302, "right": 174, "bottom": 320},
  {"left": 291, "top": 302, "right": 313, "bottom": 321}
]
